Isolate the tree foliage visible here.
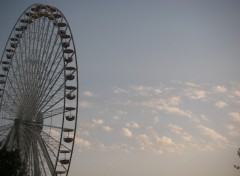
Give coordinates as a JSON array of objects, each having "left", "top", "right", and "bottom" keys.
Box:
[
  {"left": 234, "top": 148, "right": 240, "bottom": 170},
  {"left": 0, "top": 147, "right": 28, "bottom": 176}
]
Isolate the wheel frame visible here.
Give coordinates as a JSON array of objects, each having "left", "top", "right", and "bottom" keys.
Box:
[{"left": 0, "top": 3, "right": 79, "bottom": 176}]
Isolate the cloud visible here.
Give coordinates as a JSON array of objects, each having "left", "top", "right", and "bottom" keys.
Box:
[
  {"left": 215, "top": 101, "right": 227, "bottom": 108},
  {"left": 138, "top": 134, "right": 152, "bottom": 145},
  {"left": 75, "top": 137, "right": 91, "bottom": 149},
  {"left": 229, "top": 112, "right": 240, "bottom": 122},
  {"left": 168, "top": 124, "right": 192, "bottom": 141},
  {"left": 126, "top": 121, "right": 140, "bottom": 129},
  {"left": 154, "top": 88, "right": 162, "bottom": 95},
  {"left": 142, "top": 96, "right": 181, "bottom": 108},
  {"left": 113, "top": 88, "right": 129, "bottom": 94},
  {"left": 79, "top": 101, "right": 90, "bottom": 108},
  {"left": 198, "top": 125, "right": 227, "bottom": 143},
  {"left": 185, "top": 82, "right": 201, "bottom": 87},
  {"left": 137, "top": 134, "right": 154, "bottom": 152},
  {"left": 156, "top": 136, "right": 185, "bottom": 154},
  {"left": 92, "top": 118, "right": 104, "bottom": 125},
  {"left": 132, "top": 85, "right": 153, "bottom": 96},
  {"left": 141, "top": 96, "right": 194, "bottom": 119},
  {"left": 157, "top": 136, "right": 173, "bottom": 145},
  {"left": 48, "top": 129, "right": 60, "bottom": 139},
  {"left": 157, "top": 106, "right": 193, "bottom": 119},
  {"left": 226, "top": 124, "right": 240, "bottom": 137},
  {"left": 117, "top": 110, "right": 128, "bottom": 115},
  {"left": 121, "top": 128, "right": 133, "bottom": 138},
  {"left": 184, "top": 88, "right": 206, "bottom": 100},
  {"left": 103, "top": 126, "right": 113, "bottom": 132},
  {"left": 112, "top": 115, "right": 120, "bottom": 120},
  {"left": 83, "top": 91, "right": 94, "bottom": 97},
  {"left": 212, "top": 85, "right": 227, "bottom": 93},
  {"left": 234, "top": 90, "right": 240, "bottom": 97}
]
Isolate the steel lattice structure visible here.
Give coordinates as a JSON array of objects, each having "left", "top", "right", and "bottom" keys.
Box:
[{"left": 0, "top": 4, "right": 78, "bottom": 176}]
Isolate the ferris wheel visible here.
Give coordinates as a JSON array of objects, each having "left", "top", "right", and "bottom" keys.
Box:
[{"left": 0, "top": 3, "right": 78, "bottom": 176}]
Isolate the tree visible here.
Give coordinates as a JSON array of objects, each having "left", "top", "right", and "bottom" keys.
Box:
[
  {"left": 234, "top": 148, "right": 240, "bottom": 170},
  {"left": 0, "top": 147, "right": 28, "bottom": 176}
]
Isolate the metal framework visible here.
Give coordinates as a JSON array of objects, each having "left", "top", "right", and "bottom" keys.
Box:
[{"left": 0, "top": 3, "right": 78, "bottom": 176}]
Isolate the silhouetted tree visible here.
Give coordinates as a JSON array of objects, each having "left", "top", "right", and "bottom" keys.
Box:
[
  {"left": 234, "top": 148, "right": 240, "bottom": 170},
  {"left": 0, "top": 147, "right": 28, "bottom": 176}
]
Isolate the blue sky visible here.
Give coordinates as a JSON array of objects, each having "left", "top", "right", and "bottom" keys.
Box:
[{"left": 1, "top": 0, "right": 240, "bottom": 176}]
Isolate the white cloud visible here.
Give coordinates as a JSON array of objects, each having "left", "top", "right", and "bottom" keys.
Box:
[
  {"left": 154, "top": 88, "right": 162, "bottom": 95},
  {"left": 234, "top": 90, "right": 240, "bottom": 97},
  {"left": 75, "top": 137, "right": 91, "bottom": 149},
  {"left": 168, "top": 124, "right": 192, "bottom": 141},
  {"left": 83, "top": 91, "right": 94, "bottom": 97},
  {"left": 92, "top": 118, "right": 104, "bottom": 125},
  {"left": 121, "top": 128, "right": 133, "bottom": 138},
  {"left": 117, "top": 110, "right": 128, "bottom": 115},
  {"left": 198, "top": 125, "right": 227, "bottom": 143},
  {"left": 215, "top": 101, "right": 227, "bottom": 108},
  {"left": 112, "top": 115, "right": 120, "bottom": 120},
  {"left": 103, "top": 126, "right": 113, "bottom": 132},
  {"left": 157, "top": 136, "right": 173, "bottom": 145},
  {"left": 132, "top": 85, "right": 152, "bottom": 96},
  {"left": 113, "top": 88, "right": 129, "bottom": 94},
  {"left": 226, "top": 125, "right": 240, "bottom": 137},
  {"left": 212, "top": 85, "right": 227, "bottom": 93},
  {"left": 157, "top": 106, "right": 193, "bottom": 119},
  {"left": 79, "top": 101, "right": 90, "bottom": 108},
  {"left": 141, "top": 96, "right": 194, "bottom": 119},
  {"left": 184, "top": 88, "right": 206, "bottom": 100},
  {"left": 48, "top": 129, "right": 60, "bottom": 139},
  {"left": 229, "top": 112, "right": 240, "bottom": 122},
  {"left": 126, "top": 121, "right": 140, "bottom": 129},
  {"left": 142, "top": 96, "right": 181, "bottom": 108},
  {"left": 138, "top": 134, "right": 152, "bottom": 145},
  {"left": 137, "top": 134, "right": 154, "bottom": 152},
  {"left": 168, "top": 96, "right": 181, "bottom": 106},
  {"left": 185, "top": 82, "right": 201, "bottom": 87}
]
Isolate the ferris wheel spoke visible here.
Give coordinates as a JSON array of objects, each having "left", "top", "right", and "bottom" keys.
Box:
[
  {"left": 36, "top": 52, "right": 63, "bottom": 107},
  {"left": 22, "top": 121, "right": 63, "bottom": 130},
  {"left": 38, "top": 147, "right": 49, "bottom": 176},
  {"left": 14, "top": 40, "right": 30, "bottom": 98},
  {"left": 42, "top": 107, "right": 64, "bottom": 119},
  {"left": 37, "top": 67, "right": 64, "bottom": 112},
  {"left": 37, "top": 134, "right": 56, "bottom": 175},
  {"left": 3, "top": 126, "right": 15, "bottom": 149},
  {"left": 7, "top": 55, "right": 26, "bottom": 102},
  {"left": 28, "top": 17, "right": 49, "bottom": 88},
  {"left": 0, "top": 123, "right": 14, "bottom": 131},
  {"left": 36, "top": 41, "right": 63, "bottom": 99},
  {"left": 5, "top": 78, "right": 21, "bottom": 105},
  {"left": 19, "top": 131, "right": 32, "bottom": 168},
  {"left": 23, "top": 124, "right": 55, "bottom": 175},
  {"left": 0, "top": 125, "right": 13, "bottom": 145},
  {"left": 41, "top": 130, "right": 71, "bottom": 151},
  {"left": 36, "top": 24, "right": 62, "bottom": 84},
  {"left": 36, "top": 17, "right": 49, "bottom": 62},
  {"left": 0, "top": 127, "right": 12, "bottom": 138},
  {"left": 37, "top": 21, "right": 57, "bottom": 70},
  {"left": 19, "top": 128, "right": 31, "bottom": 163},
  {"left": 37, "top": 82, "right": 65, "bottom": 114},
  {"left": 1, "top": 101, "right": 18, "bottom": 116},
  {"left": 32, "top": 140, "right": 41, "bottom": 176}
]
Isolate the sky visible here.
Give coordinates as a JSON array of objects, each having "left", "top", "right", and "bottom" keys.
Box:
[{"left": 1, "top": 0, "right": 240, "bottom": 176}]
